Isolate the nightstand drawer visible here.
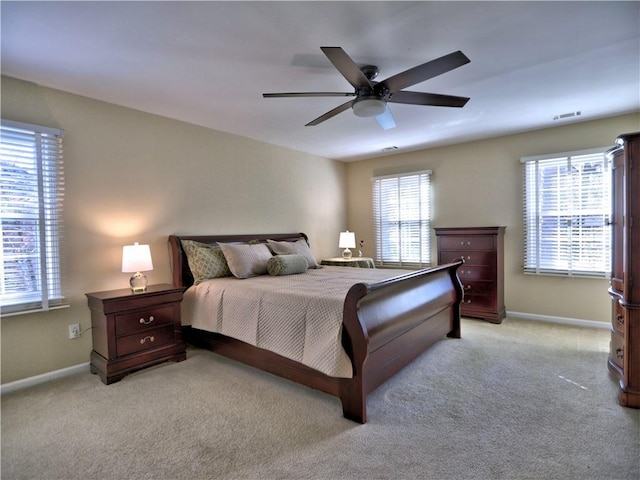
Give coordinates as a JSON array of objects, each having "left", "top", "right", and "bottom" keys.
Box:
[
  {"left": 438, "top": 235, "right": 495, "bottom": 251},
  {"left": 115, "top": 305, "right": 176, "bottom": 336},
  {"left": 116, "top": 324, "right": 175, "bottom": 357}
]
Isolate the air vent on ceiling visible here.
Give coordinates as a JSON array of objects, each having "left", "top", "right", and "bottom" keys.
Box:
[
  {"left": 553, "top": 111, "right": 581, "bottom": 121},
  {"left": 382, "top": 146, "right": 398, "bottom": 152}
]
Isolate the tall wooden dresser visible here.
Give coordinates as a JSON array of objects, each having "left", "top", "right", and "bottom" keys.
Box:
[
  {"left": 435, "top": 227, "right": 505, "bottom": 323},
  {"left": 607, "top": 132, "right": 640, "bottom": 408}
]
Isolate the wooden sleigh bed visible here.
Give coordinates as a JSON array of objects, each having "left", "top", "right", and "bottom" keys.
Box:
[{"left": 169, "top": 232, "right": 464, "bottom": 424}]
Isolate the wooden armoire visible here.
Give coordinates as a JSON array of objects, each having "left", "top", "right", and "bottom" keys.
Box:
[{"left": 607, "top": 131, "right": 640, "bottom": 408}]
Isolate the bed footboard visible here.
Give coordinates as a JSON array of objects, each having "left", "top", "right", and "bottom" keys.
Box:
[
  {"left": 169, "top": 233, "right": 463, "bottom": 424},
  {"left": 340, "top": 260, "right": 464, "bottom": 423}
]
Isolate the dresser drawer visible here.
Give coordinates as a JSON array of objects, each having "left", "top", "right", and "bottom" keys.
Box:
[
  {"left": 461, "top": 294, "right": 495, "bottom": 310},
  {"left": 115, "top": 305, "right": 176, "bottom": 336},
  {"left": 440, "top": 250, "right": 495, "bottom": 266},
  {"left": 612, "top": 300, "right": 626, "bottom": 334},
  {"left": 461, "top": 281, "right": 495, "bottom": 296},
  {"left": 438, "top": 235, "right": 495, "bottom": 251},
  {"left": 116, "top": 324, "right": 176, "bottom": 357},
  {"left": 610, "top": 330, "right": 625, "bottom": 370},
  {"left": 457, "top": 265, "right": 496, "bottom": 281}
]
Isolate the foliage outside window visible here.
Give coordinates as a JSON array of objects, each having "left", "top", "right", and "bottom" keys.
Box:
[
  {"left": 1, "top": 120, "right": 66, "bottom": 316},
  {"left": 522, "top": 147, "right": 611, "bottom": 277},
  {"left": 372, "top": 170, "right": 432, "bottom": 267}
]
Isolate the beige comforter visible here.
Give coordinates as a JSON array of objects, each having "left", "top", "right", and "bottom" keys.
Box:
[{"left": 181, "top": 266, "right": 408, "bottom": 378}]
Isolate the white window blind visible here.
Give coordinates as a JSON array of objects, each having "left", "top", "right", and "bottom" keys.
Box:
[
  {"left": 372, "top": 170, "right": 432, "bottom": 267},
  {"left": 1, "top": 120, "right": 66, "bottom": 316},
  {"left": 522, "top": 147, "right": 610, "bottom": 277}
]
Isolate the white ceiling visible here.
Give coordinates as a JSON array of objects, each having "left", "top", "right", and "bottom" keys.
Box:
[{"left": 2, "top": 1, "right": 639, "bottom": 162}]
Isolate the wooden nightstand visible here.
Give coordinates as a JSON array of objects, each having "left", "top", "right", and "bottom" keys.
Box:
[
  {"left": 86, "top": 283, "right": 186, "bottom": 384},
  {"left": 321, "top": 257, "right": 375, "bottom": 268}
]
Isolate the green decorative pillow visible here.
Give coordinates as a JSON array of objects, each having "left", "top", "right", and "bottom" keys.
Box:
[
  {"left": 267, "top": 254, "right": 309, "bottom": 276},
  {"left": 181, "top": 240, "right": 231, "bottom": 284},
  {"left": 266, "top": 238, "right": 319, "bottom": 269},
  {"left": 218, "top": 242, "right": 273, "bottom": 279}
]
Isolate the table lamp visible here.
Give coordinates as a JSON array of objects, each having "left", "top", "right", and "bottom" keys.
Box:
[
  {"left": 339, "top": 231, "right": 356, "bottom": 259},
  {"left": 122, "top": 242, "right": 153, "bottom": 292}
]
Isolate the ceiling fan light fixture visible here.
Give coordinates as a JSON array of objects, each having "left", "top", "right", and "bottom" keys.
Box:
[{"left": 352, "top": 97, "right": 386, "bottom": 118}]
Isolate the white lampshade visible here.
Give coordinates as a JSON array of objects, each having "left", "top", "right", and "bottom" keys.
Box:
[
  {"left": 339, "top": 231, "right": 356, "bottom": 259},
  {"left": 122, "top": 243, "right": 153, "bottom": 272},
  {"left": 352, "top": 97, "right": 386, "bottom": 118},
  {"left": 122, "top": 242, "right": 153, "bottom": 292},
  {"left": 339, "top": 231, "right": 356, "bottom": 249}
]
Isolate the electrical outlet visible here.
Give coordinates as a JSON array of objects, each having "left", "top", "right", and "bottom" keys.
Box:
[{"left": 68, "top": 324, "right": 81, "bottom": 339}]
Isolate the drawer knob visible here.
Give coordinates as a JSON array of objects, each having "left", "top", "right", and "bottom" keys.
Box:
[
  {"left": 464, "top": 299, "right": 472, "bottom": 304},
  {"left": 460, "top": 241, "right": 472, "bottom": 246},
  {"left": 139, "top": 316, "right": 155, "bottom": 325},
  {"left": 616, "top": 347, "right": 624, "bottom": 360},
  {"left": 466, "top": 256, "right": 471, "bottom": 261},
  {"left": 616, "top": 314, "right": 624, "bottom": 326},
  {"left": 464, "top": 285, "right": 472, "bottom": 291},
  {"left": 140, "top": 335, "right": 155, "bottom": 345}
]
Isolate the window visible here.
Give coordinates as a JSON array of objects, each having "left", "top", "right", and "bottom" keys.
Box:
[
  {"left": 522, "top": 147, "right": 610, "bottom": 277},
  {"left": 1, "top": 120, "right": 66, "bottom": 316},
  {"left": 372, "top": 170, "right": 432, "bottom": 267}
]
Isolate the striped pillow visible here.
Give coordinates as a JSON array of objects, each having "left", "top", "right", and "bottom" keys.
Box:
[{"left": 267, "top": 254, "right": 309, "bottom": 276}]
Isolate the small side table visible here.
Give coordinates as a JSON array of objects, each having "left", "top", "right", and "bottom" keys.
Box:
[
  {"left": 86, "top": 283, "right": 186, "bottom": 384},
  {"left": 321, "top": 257, "right": 375, "bottom": 268}
]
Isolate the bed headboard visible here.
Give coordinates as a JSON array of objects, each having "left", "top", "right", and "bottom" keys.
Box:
[{"left": 168, "top": 233, "right": 309, "bottom": 289}]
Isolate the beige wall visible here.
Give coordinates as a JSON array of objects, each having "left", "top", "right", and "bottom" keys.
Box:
[
  {"left": 346, "top": 112, "right": 640, "bottom": 325},
  {"left": 2, "top": 74, "right": 638, "bottom": 385},
  {"left": 1, "top": 76, "right": 347, "bottom": 383}
]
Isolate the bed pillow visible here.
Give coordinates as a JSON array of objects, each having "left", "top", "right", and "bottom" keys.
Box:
[
  {"left": 181, "top": 239, "right": 231, "bottom": 284},
  {"left": 267, "top": 254, "right": 309, "bottom": 276},
  {"left": 266, "top": 238, "right": 320, "bottom": 269},
  {"left": 218, "top": 242, "right": 273, "bottom": 279}
]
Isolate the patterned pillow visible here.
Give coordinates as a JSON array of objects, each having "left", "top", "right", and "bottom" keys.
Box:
[
  {"left": 218, "top": 242, "right": 273, "bottom": 279},
  {"left": 181, "top": 240, "right": 231, "bottom": 284},
  {"left": 266, "top": 238, "right": 319, "bottom": 268},
  {"left": 267, "top": 254, "right": 309, "bottom": 276}
]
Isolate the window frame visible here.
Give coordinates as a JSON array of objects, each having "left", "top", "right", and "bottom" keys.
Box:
[
  {"left": 1, "top": 119, "right": 67, "bottom": 316},
  {"left": 521, "top": 146, "right": 611, "bottom": 278},
  {"left": 371, "top": 170, "right": 432, "bottom": 268}
]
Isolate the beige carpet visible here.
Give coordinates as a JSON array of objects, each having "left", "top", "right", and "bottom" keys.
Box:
[{"left": 2, "top": 317, "right": 639, "bottom": 480}]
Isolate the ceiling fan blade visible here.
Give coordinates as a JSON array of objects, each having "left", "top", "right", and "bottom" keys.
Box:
[
  {"left": 263, "top": 92, "right": 355, "bottom": 98},
  {"left": 306, "top": 100, "right": 354, "bottom": 126},
  {"left": 379, "top": 50, "right": 470, "bottom": 93},
  {"left": 321, "top": 47, "right": 372, "bottom": 90},
  {"left": 376, "top": 108, "right": 396, "bottom": 130},
  {"left": 388, "top": 90, "right": 470, "bottom": 108}
]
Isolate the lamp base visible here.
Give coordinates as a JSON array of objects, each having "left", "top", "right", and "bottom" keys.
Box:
[
  {"left": 130, "top": 272, "right": 148, "bottom": 293},
  {"left": 342, "top": 248, "right": 353, "bottom": 259}
]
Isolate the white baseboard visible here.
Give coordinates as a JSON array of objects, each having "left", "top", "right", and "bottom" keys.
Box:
[
  {"left": 0, "top": 312, "right": 608, "bottom": 395},
  {"left": 505, "top": 311, "right": 609, "bottom": 329},
  {"left": 1, "top": 362, "right": 91, "bottom": 396}
]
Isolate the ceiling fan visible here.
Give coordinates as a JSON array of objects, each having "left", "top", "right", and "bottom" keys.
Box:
[{"left": 263, "top": 47, "right": 470, "bottom": 130}]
